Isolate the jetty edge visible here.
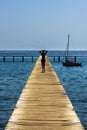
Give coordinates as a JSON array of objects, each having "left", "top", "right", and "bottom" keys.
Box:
[{"left": 5, "top": 56, "right": 84, "bottom": 130}]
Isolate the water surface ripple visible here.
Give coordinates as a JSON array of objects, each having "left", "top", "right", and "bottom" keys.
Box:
[
  {"left": 51, "top": 58, "right": 87, "bottom": 130},
  {"left": 0, "top": 61, "right": 35, "bottom": 130}
]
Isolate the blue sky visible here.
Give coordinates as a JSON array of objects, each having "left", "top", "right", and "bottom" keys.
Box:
[{"left": 0, "top": 0, "right": 87, "bottom": 50}]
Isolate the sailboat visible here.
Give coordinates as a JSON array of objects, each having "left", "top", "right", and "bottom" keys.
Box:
[{"left": 62, "top": 34, "right": 82, "bottom": 67}]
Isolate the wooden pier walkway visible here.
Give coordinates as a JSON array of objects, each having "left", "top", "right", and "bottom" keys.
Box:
[{"left": 5, "top": 56, "right": 84, "bottom": 130}]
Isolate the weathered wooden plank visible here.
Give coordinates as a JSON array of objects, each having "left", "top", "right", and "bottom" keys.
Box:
[{"left": 5, "top": 56, "right": 84, "bottom": 130}]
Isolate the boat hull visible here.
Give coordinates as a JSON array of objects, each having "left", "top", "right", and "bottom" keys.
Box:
[{"left": 62, "top": 62, "right": 82, "bottom": 67}]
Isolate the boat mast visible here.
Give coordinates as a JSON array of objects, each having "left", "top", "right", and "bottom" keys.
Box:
[{"left": 66, "top": 34, "right": 69, "bottom": 57}]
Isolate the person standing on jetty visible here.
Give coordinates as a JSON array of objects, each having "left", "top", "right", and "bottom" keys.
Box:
[{"left": 39, "top": 50, "right": 48, "bottom": 73}]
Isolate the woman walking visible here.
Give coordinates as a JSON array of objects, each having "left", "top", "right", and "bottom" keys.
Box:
[{"left": 39, "top": 50, "right": 48, "bottom": 73}]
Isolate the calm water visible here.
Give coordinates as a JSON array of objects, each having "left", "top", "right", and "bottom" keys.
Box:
[
  {"left": 0, "top": 50, "right": 87, "bottom": 130},
  {"left": 51, "top": 58, "right": 87, "bottom": 130},
  {"left": 0, "top": 61, "right": 36, "bottom": 130}
]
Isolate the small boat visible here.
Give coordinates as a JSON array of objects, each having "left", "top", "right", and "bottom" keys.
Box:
[
  {"left": 62, "top": 34, "right": 82, "bottom": 67},
  {"left": 62, "top": 59, "right": 82, "bottom": 66}
]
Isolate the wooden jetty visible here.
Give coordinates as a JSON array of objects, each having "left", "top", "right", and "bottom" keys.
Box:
[
  {"left": 0, "top": 55, "right": 84, "bottom": 62},
  {"left": 5, "top": 56, "right": 84, "bottom": 130},
  {"left": 1, "top": 56, "right": 35, "bottom": 62}
]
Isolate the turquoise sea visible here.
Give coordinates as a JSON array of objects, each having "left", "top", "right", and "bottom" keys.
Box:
[{"left": 0, "top": 50, "right": 87, "bottom": 130}]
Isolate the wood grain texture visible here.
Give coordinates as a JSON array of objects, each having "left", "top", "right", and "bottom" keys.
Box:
[{"left": 5, "top": 56, "right": 84, "bottom": 130}]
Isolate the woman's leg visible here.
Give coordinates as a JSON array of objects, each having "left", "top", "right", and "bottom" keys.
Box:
[{"left": 41, "top": 59, "right": 45, "bottom": 73}]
